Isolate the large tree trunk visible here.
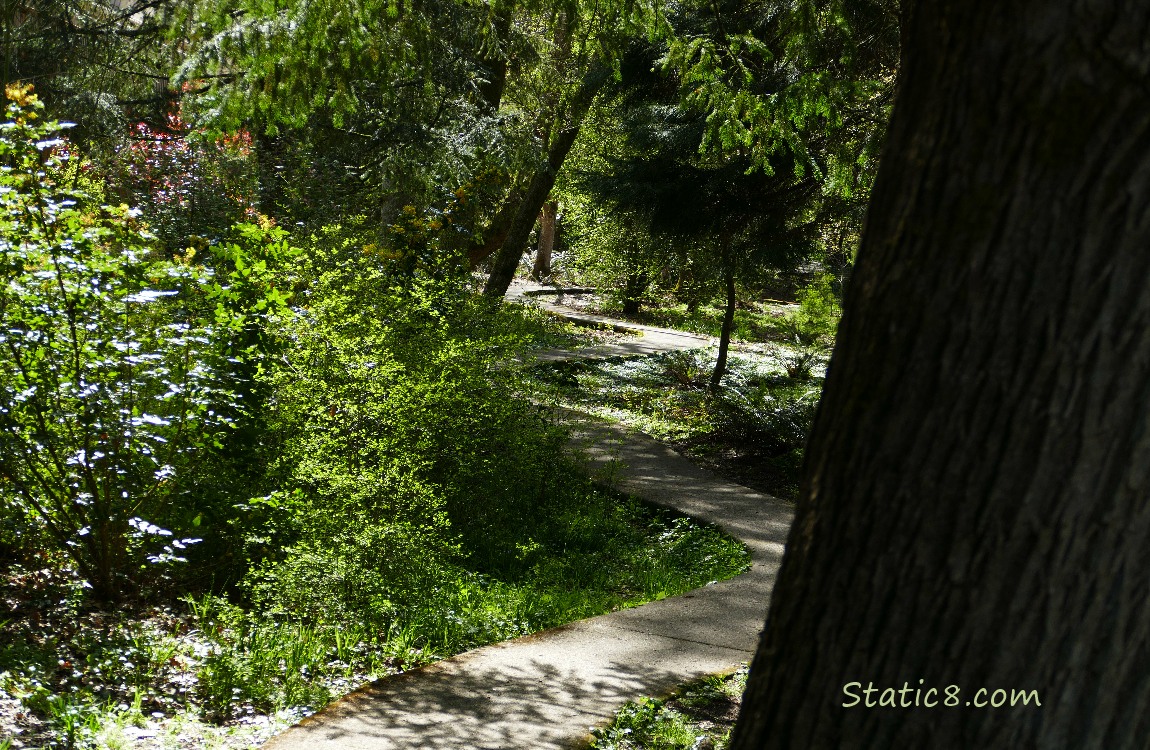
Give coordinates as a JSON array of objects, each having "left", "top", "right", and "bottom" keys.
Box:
[
  {"left": 483, "top": 64, "right": 609, "bottom": 298},
  {"left": 531, "top": 200, "right": 558, "bottom": 280},
  {"left": 732, "top": 2, "right": 1150, "bottom": 748}
]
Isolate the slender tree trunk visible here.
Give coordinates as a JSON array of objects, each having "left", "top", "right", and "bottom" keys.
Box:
[
  {"left": 621, "top": 270, "right": 648, "bottom": 315},
  {"left": 709, "top": 260, "right": 736, "bottom": 389},
  {"left": 531, "top": 200, "right": 558, "bottom": 280},
  {"left": 484, "top": 64, "right": 610, "bottom": 298},
  {"left": 732, "top": 2, "right": 1150, "bottom": 748}
]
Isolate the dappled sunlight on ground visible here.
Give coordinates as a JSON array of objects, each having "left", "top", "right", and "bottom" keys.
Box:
[{"left": 266, "top": 410, "right": 793, "bottom": 750}]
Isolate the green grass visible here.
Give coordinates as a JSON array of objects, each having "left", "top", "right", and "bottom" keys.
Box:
[
  {"left": 590, "top": 666, "right": 749, "bottom": 749},
  {"left": 530, "top": 349, "right": 823, "bottom": 500},
  {"left": 433, "top": 480, "right": 751, "bottom": 648},
  {"left": 602, "top": 299, "right": 794, "bottom": 343}
]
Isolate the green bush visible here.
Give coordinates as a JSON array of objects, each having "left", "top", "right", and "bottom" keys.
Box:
[
  {"left": 591, "top": 698, "right": 700, "bottom": 749},
  {"left": 784, "top": 273, "right": 842, "bottom": 347},
  {"left": 114, "top": 111, "right": 258, "bottom": 253},
  {"left": 590, "top": 669, "right": 747, "bottom": 749},
  {"left": 0, "top": 86, "right": 241, "bottom": 602},
  {"left": 241, "top": 226, "right": 568, "bottom": 627},
  {"left": 166, "top": 221, "right": 302, "bottom": 591},
  {"left": 712, "top": 371, "right": 821, "bottom": 454},
  {"left": 189, "top": 595, "right": 380, "bottom": 718},
  {"left": 229, "top": 231, "right": 751, "bottom": 659}
]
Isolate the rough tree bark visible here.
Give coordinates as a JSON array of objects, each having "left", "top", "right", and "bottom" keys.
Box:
[
  {"left": 732, "top": 1, "right": 1150, "bottom": 748},
  {"left": 531, "top": 199, "right": 558, "bottom": 280}
]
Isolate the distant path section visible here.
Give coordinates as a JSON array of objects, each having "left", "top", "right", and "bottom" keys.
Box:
[
  {"left": 263, "top": 285, "right": 794, "bottom": 750},
  {"left": 509, "top": 281, "right": 713, "bottom": 361}
]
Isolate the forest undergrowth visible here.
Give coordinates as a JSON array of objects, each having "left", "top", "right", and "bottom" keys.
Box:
[
  {"left": 0, "top": 93, "right": 748, "bottom": 750},
  {"left": 590, "top": 666, "right": 749, "bottom": 750}
]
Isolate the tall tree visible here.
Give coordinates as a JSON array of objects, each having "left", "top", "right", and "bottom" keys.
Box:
[
  {"left": 479, "top": 0, "right": 663, "bottom": 297},
  {"left": 656, "top": 0, "right": 898, "bottom": 295},
  {"left": 579, "top": 45, "right": 820, "bottom": 385},
  {"left": 176, "top": 0, "right": 497, "bottom": 220},
  {"left": 660, "top": 0, "right": 897, "bottom": 201},
  {"left": 732, "top": 0, "right": 1150, "bottom": 747},
  {"left": 481, "top": 58, "right": 612, "bottom": 296},
  {"left": 178, "top": 0, "right": 661, "bottom": 275}
]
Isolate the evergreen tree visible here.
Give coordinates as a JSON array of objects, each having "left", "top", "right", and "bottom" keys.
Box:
[
  {"left": 2, "top": 0, "right": 182, "bottom": 148},
  {"left": 580, "top": 56, "right": 820, "bottom": 384}
]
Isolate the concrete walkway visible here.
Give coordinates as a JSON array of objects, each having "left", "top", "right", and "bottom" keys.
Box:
[
  {"left": 263, "top": 290, "right": 795, "bottom": 750},
  {"left": 510, "top": 282, "right": 713, "bottom": 362}
]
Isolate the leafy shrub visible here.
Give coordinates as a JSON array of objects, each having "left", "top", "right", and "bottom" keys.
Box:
[
  {"left": 590, "top": 698, "right": 700, "bottom": 749},
  {"left": 590, "top": 668, "right": 747, "bottom": 750},
  {"left": 232, "top": 229, "right": 752, "bottom": 657},
  {"left": 783, "top": 273, "right": 841, "bottom": 347},
  {"left": 661, "top": 349, "right": 709, "bottom": 388},
  {"left": 165, "top": 221, "right": 302, "bottom": 589},
  {"left": 711, "top": 372, "right": 820, "bottom": 454},
  {"left": 242, "top": 226, "right": 567, "bottom": 628},
  {"left": 113, "top": 110, "right": 258, "bottom": 252},
  {"left": 245, "top": 489, "right": 455, "bottom": 628},
  {"left": 188, "top": 595, "right": 383, "bottom": 718},
  {"left": 0, "top": 86, "right": 241, "bottom": 602}
]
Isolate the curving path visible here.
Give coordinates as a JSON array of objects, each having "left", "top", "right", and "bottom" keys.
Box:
[
  {"left": 512, "top": 282, "right": 713, "bottom": 362},
  {"left": 263, "top": 285, "right": 795, "bottom": 750}
]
